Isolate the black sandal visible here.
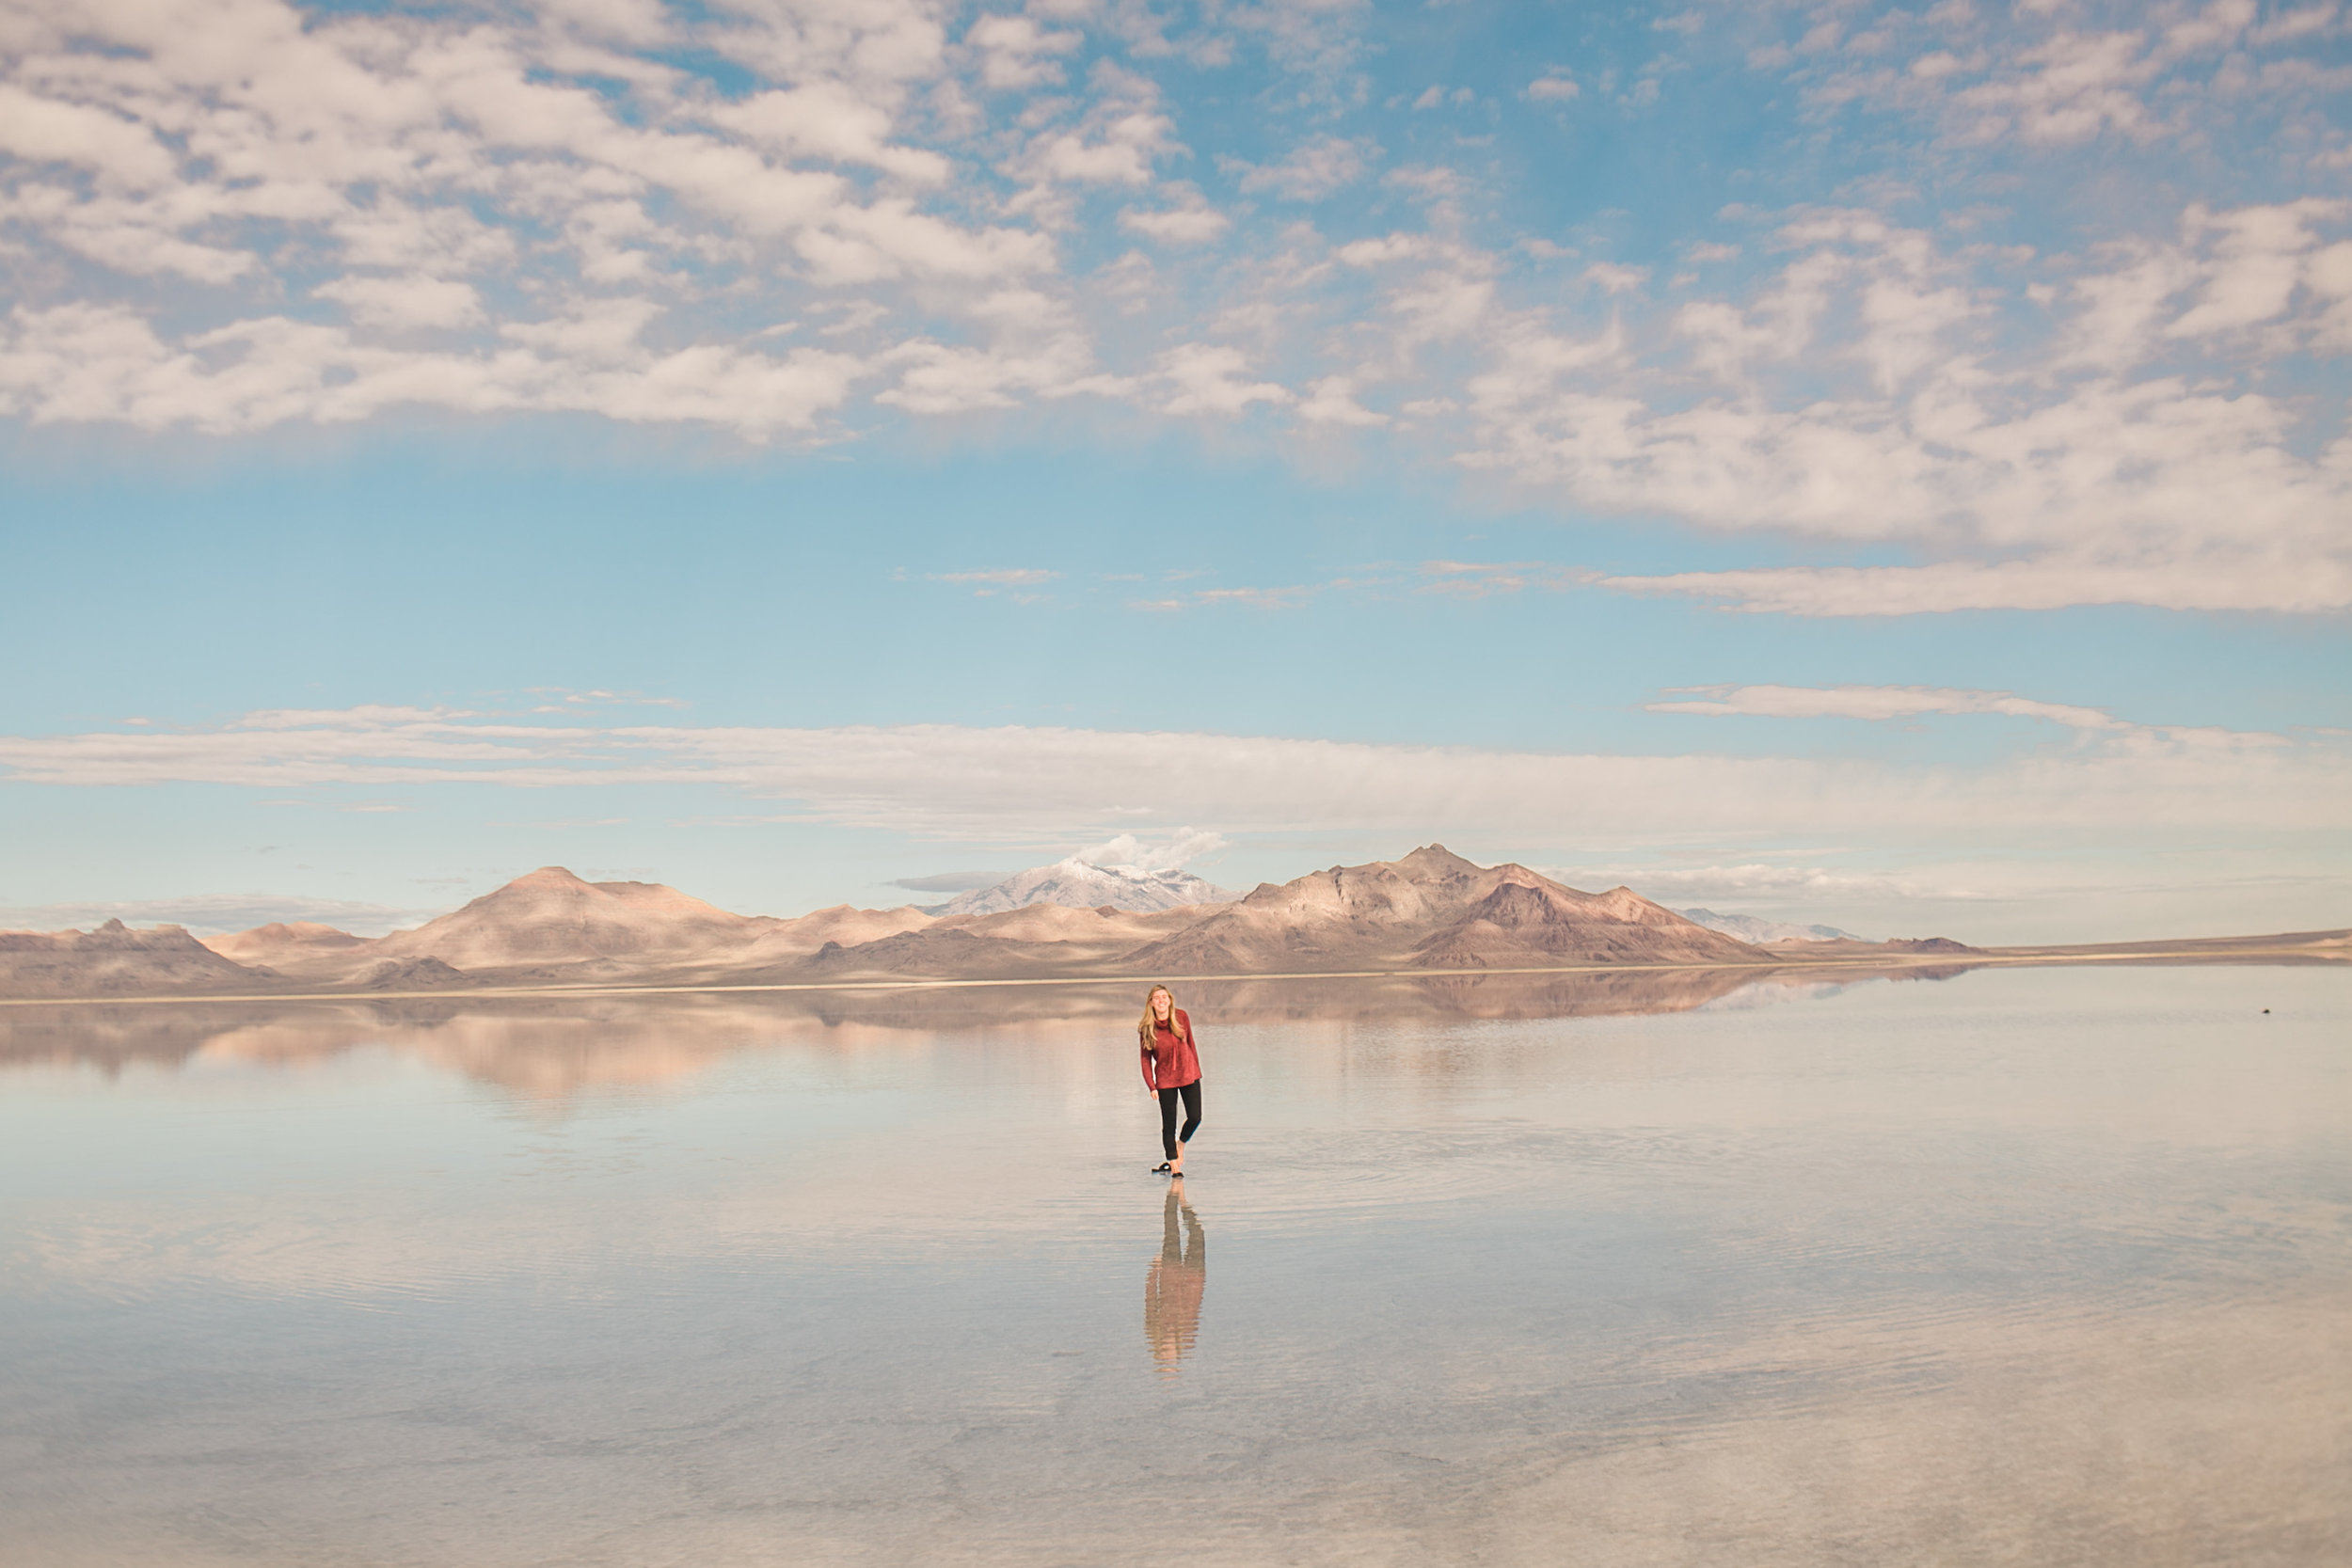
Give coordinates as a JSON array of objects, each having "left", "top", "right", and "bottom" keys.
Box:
[{"left": 1152, "top": 1162, "right": 1172, "bottom": 1173}]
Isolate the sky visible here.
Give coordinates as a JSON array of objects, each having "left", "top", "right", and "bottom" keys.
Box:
[{"left": 2, "top": 0, "right": 2349, "bottom": 944}]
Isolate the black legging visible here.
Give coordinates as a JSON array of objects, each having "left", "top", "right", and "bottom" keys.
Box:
[{"left": 1157, "top": 1082, "right": 1202, "bottom": 1161}]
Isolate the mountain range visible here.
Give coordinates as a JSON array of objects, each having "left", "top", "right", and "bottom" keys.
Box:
[
  {"left": 6, "top": 845, "right": 1770, "bottom": 998},
  {"left": 9, "top": 845, "right": 2339, "bottom": 1002}
]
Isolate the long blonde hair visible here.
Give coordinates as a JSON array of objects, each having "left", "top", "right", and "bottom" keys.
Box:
[{"left": 1138, "top": 985, "right": 1188, "bottom": 1044}]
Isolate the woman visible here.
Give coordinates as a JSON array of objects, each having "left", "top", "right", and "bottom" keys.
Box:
[{"left": 1138, "top": 984, "right": 1202, "bottom": 1176}]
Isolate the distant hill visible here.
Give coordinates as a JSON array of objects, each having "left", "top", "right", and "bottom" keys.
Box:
[
  {"left": 8, "top": 851, "right": 2343, "bottom": 1001},
  {"left": 372, "top": 867, "right": 770, "bottom": 969},
  {"left": 0, "top": 919, "right": 268, "bottom": 998},
  {"left": 1676, "top": 908, "right": 1870, "bottom": 944},
  {"left": 1123, "top": 846, "right": 1760, "bottom": 975},
  {"left": 189, "top": 868, "right": 940, "bottom": 986},
  {"left": 930, "top": 857, "right": 1238, "bottom": 916}
]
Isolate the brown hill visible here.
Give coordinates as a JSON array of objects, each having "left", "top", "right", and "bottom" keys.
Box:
[
  {"left": 372, "top": 867, "right": 765, "bottom": 970},
  {"left": 1113, "top": 845, "right": 1759, "bottom": 975},
  {"left": 735, "top": 902, "right": 935, "bottom": 960},
  {"left": 204, "top": 921, "right": 373, "bottom": 969},
  {"left": 791, "top": 904, "right": 1200, "bottom": 979},
  {"left": 1121, "top": 844, "right": 1491, "bottom": 974},
  {"left": 0, "top": 920, "right": 268, "bottom": 998},
  {"left": 10, "top": 853, "right": 2347, "bottom": 1003},
  {"left": 1410, "top": 874, "right": 1765, "bottom": 969},
  {"left": 1770, "top": 936, "right": 1982, "bottom": 958},
  {"left": 196, "top": 877, "right": 938, "bottom": 984}
]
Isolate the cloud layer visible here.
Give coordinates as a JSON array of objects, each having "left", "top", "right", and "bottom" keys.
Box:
[
  {"left": 3, "top": 704, "right": 2342, "bottom": 846},
  {"left": 2, "top": 1, "right": 2348, "bottom": 613}
]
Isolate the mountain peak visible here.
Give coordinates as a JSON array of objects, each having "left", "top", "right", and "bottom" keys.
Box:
[
  {"left": 375, "top": 864, "right": 761, "bottom": 968},
  {"left": 508, "top": 866, "right": 596, "bottom": 892},
  {"left": 1395, "top": 844, "right": 1482, "bottom": 882},
  {"left": 933, "top": 858, "right": 1238, "bottom": 917}
]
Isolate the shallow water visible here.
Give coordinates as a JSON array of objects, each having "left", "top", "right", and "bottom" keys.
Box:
[{"left": 2, "top": 964, "right": 2347, "bottom": 1566}]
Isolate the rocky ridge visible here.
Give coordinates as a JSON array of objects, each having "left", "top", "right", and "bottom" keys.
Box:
[{"left": 9, "top": 847, "right": 2249, "bottom": 1002}]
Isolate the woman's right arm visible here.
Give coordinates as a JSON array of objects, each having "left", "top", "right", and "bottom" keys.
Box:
[{"left": 1139, "top": 1036, "right": 1157, "bottom": 1092}]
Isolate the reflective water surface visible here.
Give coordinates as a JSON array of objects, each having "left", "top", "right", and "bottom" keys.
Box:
[{"left": 3, "top": 965, "right": 2347, "bottom": 1566}]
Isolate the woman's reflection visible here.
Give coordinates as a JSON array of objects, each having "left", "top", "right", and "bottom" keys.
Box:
[{"left": 1145, "top": 1179, "right": 1206, "bottom": 1373}]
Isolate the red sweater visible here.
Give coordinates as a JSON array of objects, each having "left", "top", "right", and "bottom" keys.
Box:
[{"left": 1140, "top": 1008, "right": 1201, "bottom": 1090}]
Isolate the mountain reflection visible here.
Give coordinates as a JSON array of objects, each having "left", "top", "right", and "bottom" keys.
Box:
[
  {"left": 1146, "top": 1182, "right": 1205, "bottom": 1374},
  {"left": 0, "top": 963, "right": 1979, "bottom": 1096}
]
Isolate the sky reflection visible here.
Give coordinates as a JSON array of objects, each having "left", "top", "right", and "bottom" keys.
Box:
[{"left": 1, "top": 966, "right": 2345, "bottom": 1565}]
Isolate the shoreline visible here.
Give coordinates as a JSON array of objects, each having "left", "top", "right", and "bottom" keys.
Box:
[{"left": 4, "top": 942, "right": 2343, "bottom": 1009}]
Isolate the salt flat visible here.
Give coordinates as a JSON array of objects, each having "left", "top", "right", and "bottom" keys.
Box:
[{"left": 1, "top": 964, "right": 2344, "bottom": 1566}]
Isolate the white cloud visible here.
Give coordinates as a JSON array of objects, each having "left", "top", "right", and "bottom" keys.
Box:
[
  {"left": 1025, "top": 110, "right": 1175, "bottom": 186},
  {"left": 704, "top": 82, "right": 951, "bottom": 184},
  {"left": 965, "top": 13, "right": 1083, "bottom": 91},
  {"left": 1527, "top": 73, "right": 1579, "bottom": 102},
  {"left": 313, "top": 276, "right": 485, "bottom": 333},
  {"left": 0, "top": 85, "right": 179, "bottom": 188},
  {"left": 1460, "top": 204, "right": 2352, "bottom": 613},
  {"left": 0, "top": 0, "right": 1057, "bottom": 435},
  {"left": 1647, "top": 684, "right": 2135, "bottom": 732},
  {"left": 1598, "top": 553, "right": 2352, "bottom": 617},
  {"left": 928, "top": 568, "right": 1062, "bottom": 585},
  {"left": 1296, "top": 374, "right": 1388, "bottom": 426},
  {"left": 1119, "top": 184, "right": 1231, "bottom": 245},
  {"left": 1077, "top": 827, "right": 1229, "bottom": 870},
  {"left": 1157, "top": 342, "right": 1292, "bottom": 415},
  {"left": 0, "top": 302, "right": 873, "bottom": 436},
  {"left": 0, "top": 0, "right": 2344, "bottom": 622},
  {"left": 1780, "top": 0, "right": 2347, "bottom": 160},
  {"left": 1, "top": 706, "right": 2343, "bottom": 845},
  {"left": 1226, "top": 134, "right": 1374, "bottom": 201}
]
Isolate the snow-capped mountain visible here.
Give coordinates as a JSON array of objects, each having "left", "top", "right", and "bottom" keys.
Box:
[
  {"left": 1674, "top": 908, "right": 1869, "bottom": 944},
  {"left": 932, "top": 858, "right": 1239, "bottom": 917}
]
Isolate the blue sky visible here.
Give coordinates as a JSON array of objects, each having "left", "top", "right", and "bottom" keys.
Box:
[{"left": 3, "top": 0, "right": 2348, "bottom": 942}]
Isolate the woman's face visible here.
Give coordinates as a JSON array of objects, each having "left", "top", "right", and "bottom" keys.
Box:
[{"left": 1151, "top": 989, "right": 1172, "bottom": 1022}]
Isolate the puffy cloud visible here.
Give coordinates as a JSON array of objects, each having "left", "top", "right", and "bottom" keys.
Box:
[
  {"left": 1459, "top": 204, "right": 2352, "bottom": 612},
  {"left": 1157, "top": 342, "right": 1292, "bottom": 416},
  {"left": 1225, "top": 134, "right": 1374, "bottom": 201},
  {"left": 0, "top": 0, "right": 1057, "bottom": 433},
  {"left": 1786, "top": 0, "right": 2308, "bottom": 150},
  {"left": 1296, "top": 374, "right": 1388, "bottom": 426},
  {"left": 1, "top": 0, "right": 2346, "bottom": 619},
  {"left": 1119, "top": 184, "right": 1230, "bottom": 245},
  {"left": 1024, "top": 109, "right": 1175, "bottom": 186},
  {"left": 1077, "top": 827, "right": 1229, "bottom": 870},
  {"left": 313, "top": 275, "right": 485, "bottom": 332},
  {"left": 965, "top": 13, "right": 1082, "bottom": 91},
  {"left": 0, "top": 301, "right": 870, "bottom": 436},
  {"left": 0, "top": 85, "right": 179, "bottom": 187},
  {"left": 703, "top": 82, "right": 952, "bottom": 183}
]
